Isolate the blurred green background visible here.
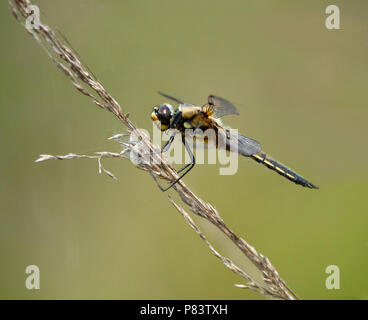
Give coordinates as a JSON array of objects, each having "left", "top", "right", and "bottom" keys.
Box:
[{"left": 1, "top": 0, "right": 367, "bottom": 299}]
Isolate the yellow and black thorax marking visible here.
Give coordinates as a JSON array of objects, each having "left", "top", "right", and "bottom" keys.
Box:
[{"left": 179, "top": 104, "right": 217, "bottom": 130}]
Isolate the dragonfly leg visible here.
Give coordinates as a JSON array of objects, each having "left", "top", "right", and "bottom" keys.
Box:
[
  {"left": 150, "top": 137, "right": 195, "bottom": 192},
  {"left": 177, "top": 163, "right": 192, "bottom": 174},
  {"left": 151, "top": 134, "right": 175, "bottom": 155}
]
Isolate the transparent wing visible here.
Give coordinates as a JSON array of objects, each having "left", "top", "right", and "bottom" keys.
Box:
[
  {"left": 217, "top": 128, "right": 261, "bottom": 156},
  {"left": 158, "top": 91, "right": 195, "bottom": 106},
  {"left": 236, "top": 134, "right": 262, "bottom": 156},
  {"left": 189, "top": 129, "right": 218, "bottom": 150},
  {"left": 187, "top": 126, "right": 261, "bottom": 156},
  {"left": 207, "top": 95, "right": 239, "bottom": 118}
]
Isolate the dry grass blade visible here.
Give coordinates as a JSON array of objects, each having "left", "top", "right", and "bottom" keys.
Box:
[{"left": 10, "top": 0, "right": 299, "bottom": 300}]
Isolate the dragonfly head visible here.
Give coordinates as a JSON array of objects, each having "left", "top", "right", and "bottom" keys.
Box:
[{"left": 151, "top": 103, "right": 174, "bottom": 131}]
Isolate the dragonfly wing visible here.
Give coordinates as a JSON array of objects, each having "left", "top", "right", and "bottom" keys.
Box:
[
  {"left": 207, "top": 95, "right": 240, "bottom": 118},
  {"left": 187, "top": 125, "right": 261, "bottom": 156},
  {"left": 184, "top": 129, "right": 217, "bottom": 149},
  {"left": 218, "top": 128, "right": 261, "bottom": 156},
  {"left": 193, "top": 130, "right": 217, "bottom": 149},
  {"left": 158, "top": 91, "right": 194, "bottom": 106},
  {"left": 236, "top": 134, "right": 262, "bottom": 156}
]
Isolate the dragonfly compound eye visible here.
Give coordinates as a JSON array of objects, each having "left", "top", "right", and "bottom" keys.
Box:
[{"left": 157, "top": 104, "right": 173, "bottom": 125}]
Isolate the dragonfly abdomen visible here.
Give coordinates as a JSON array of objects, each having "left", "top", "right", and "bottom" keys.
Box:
[{"left": 251, "top": 152, "right": 318, "bottom": 189}]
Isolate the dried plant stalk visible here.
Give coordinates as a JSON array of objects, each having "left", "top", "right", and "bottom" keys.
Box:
[{"left": 10, "top": 0, "right": 299, "bottom": 300}]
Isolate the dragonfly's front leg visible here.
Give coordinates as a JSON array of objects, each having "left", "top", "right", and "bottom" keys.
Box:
[
  {"left": 150, "top": 136, "right": 196, "bottom": 192},
  {"left": 151, "top": 134, "right": 175, "bottom": 155}
]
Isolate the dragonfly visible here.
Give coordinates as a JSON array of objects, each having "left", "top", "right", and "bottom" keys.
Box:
[{"left": 150, "top": 91, "right": 318, "bottom": 191}]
